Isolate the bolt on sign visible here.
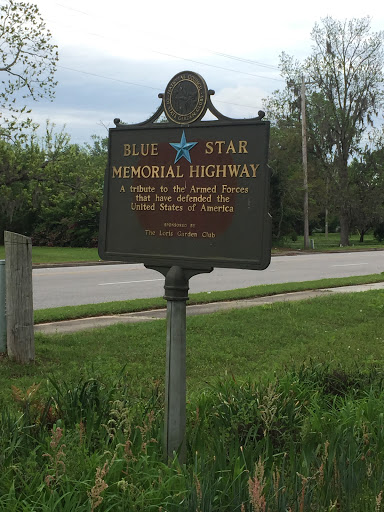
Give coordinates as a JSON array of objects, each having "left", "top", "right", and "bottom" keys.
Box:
[{"left": 99, "top": 71, "right": 272, "bottom": 271}]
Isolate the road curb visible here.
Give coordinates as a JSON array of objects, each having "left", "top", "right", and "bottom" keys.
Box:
[{"left": 34, "top": 282, "right": 384, "bottom": 335}]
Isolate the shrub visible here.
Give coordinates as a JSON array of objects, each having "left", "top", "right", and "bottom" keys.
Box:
[{"left": 373, "top": 222, "right": 384, "bottom": 242}]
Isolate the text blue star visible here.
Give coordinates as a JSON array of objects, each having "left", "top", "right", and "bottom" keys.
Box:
[{"left": 169, "top": 131, "right": 198, "bottom": 163}]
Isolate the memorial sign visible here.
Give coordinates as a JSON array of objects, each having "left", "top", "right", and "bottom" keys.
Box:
[
  {"left": 99, "top": 71, "right": 271, "bottom": 271},
  {"left": 98, "top": 71, "right": 272, "bottom": 464}
]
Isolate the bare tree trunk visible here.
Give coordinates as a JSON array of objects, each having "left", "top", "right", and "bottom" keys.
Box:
[
  {"left": 338, "top": 155, "right": 350, "bottom": 246},
  {"left": 277, "top": 199, "right": 284, "bottom": 240},
  {"left": 339, "top": 212, "right": 350, "bottom": 246}
]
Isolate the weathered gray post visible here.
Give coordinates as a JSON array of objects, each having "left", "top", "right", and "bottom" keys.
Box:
[
  {"left": 0, "top": 260, "right": 6, "bottom": 353},
  {"left": 4, "top": 231, "right": 35, "bottom": 363},
  {"left": 163, "top": 266, "right": 189, "bottom": 463},
  {"left": 154, "top": 265, "right": 211, "bottom": 464}
]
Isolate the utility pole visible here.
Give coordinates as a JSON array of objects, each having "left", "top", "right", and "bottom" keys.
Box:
[
  {"left": 301, "top": 75, "right": 310, "bottom": 250},
  {"left": 325, "top": 176, "right": 329, "bottom": 239}
]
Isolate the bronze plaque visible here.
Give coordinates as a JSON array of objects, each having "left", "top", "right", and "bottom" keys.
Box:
[{"left": 99, "top": 120, "right": 271, "bottom": 270}]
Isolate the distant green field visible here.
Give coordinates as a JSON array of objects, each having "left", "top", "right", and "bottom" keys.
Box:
[
  {"left": 0, "top": 245, "right": 100, "bottom": 263},
  {"left": 275, "top": 232, "right": 383, "bottom": 250},
  {"left": 0, "top": 232, "right": 383, "bottom": 264}
]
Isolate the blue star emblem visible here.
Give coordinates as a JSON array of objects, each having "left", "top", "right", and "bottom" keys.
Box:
[{"left": 169, "top": 131, "right": 198, "bottom": 163}]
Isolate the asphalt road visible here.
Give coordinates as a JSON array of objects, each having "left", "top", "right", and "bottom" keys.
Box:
[{"left": 32, "top": 251, "right": 384, "bottom": 310}]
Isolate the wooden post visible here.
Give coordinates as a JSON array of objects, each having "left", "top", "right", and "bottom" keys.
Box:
[
  {"left": 0, "top": 260, "right": 6, "bottom": 353},
  {"left": 4, "top": 231, "right": 35, "bottom": 363}
]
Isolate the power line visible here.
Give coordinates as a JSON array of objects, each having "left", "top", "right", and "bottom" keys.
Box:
[
  {"left": 52, "top": 2, "right": 283, "bottom": 82},
  {"left": 57, "top": 65, "right": 266, "bottom": 110},
  {"left": 57, "top": 65, "right": 160, "bottom": 90},
  {"left": 2, "top": 0, "right": 280, "bottom": 75},
  {"left": 214, "top": 99, "right": 263, "bottom": 110},
  {"left": 202, "top": 50, "right": 280, "bottom": 70},
  {"left": 149, "top": 49, "right": 284, "bottom": 83}
]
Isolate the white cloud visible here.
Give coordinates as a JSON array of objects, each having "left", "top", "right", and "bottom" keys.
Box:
[
  {"left": 212, "top": 85, "right": 270, "bottom": 119},
  {"left": 11, "top": 0, "right": 384, "bottom": 142}
]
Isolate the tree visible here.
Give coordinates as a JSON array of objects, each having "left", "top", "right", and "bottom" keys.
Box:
[
  {"left": 0, "top": 128, "right": 107, "bottom": 247},
  {"left": 264, "top": 69, "right": 330, "bottom": 242},
  {"left": 266, "top": 17, "right": 384, "bottom": 246},
  {"left": 31, "top": 136, "right": 106, "bottom": 247},
  {"left": 267, "top": 121, "right": 303, "bottom": 240},
  {"left": 0, "top": 0, "right": 58, "bottom": 139},
  {"left": 0, "top": 124, "right": 69, "bottom": 241},
  {"left": 349, "top": 129, "right": 384, "bottom": 241},
  {"left": 305, "top": 17, "right": 384, "bottom": 245}
]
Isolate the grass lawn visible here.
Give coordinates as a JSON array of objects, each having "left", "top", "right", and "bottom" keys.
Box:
[
  {"left": 4, "top": 289, "right": 384, "bottom": 405},
  {"left": 2, "top": 289, "right": 384, "bottom": 510},
  {"left": 0, "top": 245, "right": 101, "bottom": 263}
]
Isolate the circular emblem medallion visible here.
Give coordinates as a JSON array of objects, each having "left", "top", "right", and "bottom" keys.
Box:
[{"left": 163, "top": 71, "right": 208, "bottom": 124}]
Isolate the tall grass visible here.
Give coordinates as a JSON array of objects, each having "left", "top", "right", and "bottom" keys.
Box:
[{"left": 2, "top": 362, "right": 384, "bottom": 510}]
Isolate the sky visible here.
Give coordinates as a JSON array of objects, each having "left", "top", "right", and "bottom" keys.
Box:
[{"left": 8, "top": 0, "right": 384, "bottom": 144}]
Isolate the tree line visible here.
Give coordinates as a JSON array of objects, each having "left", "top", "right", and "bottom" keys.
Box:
[
  {"left": 1, "top": 119, "right": 383, "bottom": 247},
  {"left": 0, "top": 2, "right": 383, "bottom": 247},
  {"left": 267, "top": 120, "right": 384, "bottom": 244}
]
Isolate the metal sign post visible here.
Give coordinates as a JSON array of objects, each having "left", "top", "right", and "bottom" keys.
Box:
[
  {"left": 98, "top": 71, "right": 272, "bottom": 464},
  {"left": 164, "top": 267, "right": 188, "bottom": 462},
  {"left": 150, "top": 265, "right": 212, "bottom": 462}
]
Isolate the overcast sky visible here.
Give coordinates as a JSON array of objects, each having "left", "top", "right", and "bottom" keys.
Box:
[{"left": 13, "top": 0, "right": 384, "bottom": 144}]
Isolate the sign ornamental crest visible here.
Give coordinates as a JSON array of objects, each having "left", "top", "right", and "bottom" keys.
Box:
[{"left": 163, "top": 71, "right": 208, "bottom": 124}]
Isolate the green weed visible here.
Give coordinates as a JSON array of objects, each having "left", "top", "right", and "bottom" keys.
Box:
[{"left": 3, "top": 363, "right": 384, "bottom": 509}]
